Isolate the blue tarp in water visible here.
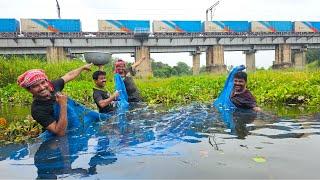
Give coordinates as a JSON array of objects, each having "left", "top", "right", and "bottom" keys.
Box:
[
  {"left": 114, "top": 73, "right": 129, "bottom": 112},
  {"left": 213, "top": 65, "right": 246, "bottom": 132},
  {"left": 38, "top": 98, "right": 111, "bottom": 140},
  {"left": 38, "top": 74, "right": 129, "bottom": 141}
]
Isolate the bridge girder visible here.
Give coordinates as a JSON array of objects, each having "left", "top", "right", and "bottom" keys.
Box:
[{"left": 0, "top": 34, "right": 320, "bottom": 54}]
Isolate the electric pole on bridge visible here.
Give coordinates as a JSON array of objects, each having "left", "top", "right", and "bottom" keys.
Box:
[
  {"left": 206, "top": 1, "right": 220, "bottom": 21},
  {"left": 56, "top": 0, "right": 61, "bottom": 19}
]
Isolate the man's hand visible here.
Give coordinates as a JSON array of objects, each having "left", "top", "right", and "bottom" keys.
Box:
[
  {"left": 253, "top": 106, "right": 262, "bottom": 112},
  {"left": 56, "top": 92, "right": 67, "bottom": 106},
  {"left": 98, "top": 65, "right": 104, "bottom": 71},
  {"left": 98, "top": 91, "right": 120, "bottom": 108},
  {"left": 113, "top": 91, "right": 120, "bottom": 99},
  {"left": 82, "top": 63, "right": 93, "bottom": 71},
  {"left": 47, "top": 92, "right": 68, "bottom": 136}
]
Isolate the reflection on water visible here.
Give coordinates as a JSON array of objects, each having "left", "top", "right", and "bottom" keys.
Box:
[
  {"left": 0, "top": 103, "right": 319, "bottom": 178},
  {"left": 34, "top": 135, "right": 117, "bottom": 179},
  {"left": 263, "top": 104, "right": 319, "bottom": 118}
]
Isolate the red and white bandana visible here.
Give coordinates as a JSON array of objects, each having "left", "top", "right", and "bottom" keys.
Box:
[
  {"left": 114, "top": 59, "right": 126, "bottom": 73},
  {"left": 17, "top": 69, "right": 49, "bottom": 88}
]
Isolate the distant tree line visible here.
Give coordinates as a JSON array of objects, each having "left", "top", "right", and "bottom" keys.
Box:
[{"left": 151, "top": 59, "right": 192, "bottom": 78}]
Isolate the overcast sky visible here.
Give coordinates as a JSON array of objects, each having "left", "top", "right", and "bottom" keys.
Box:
[{"left": 1, "top": 0, "right": 319, "bottom": 68}]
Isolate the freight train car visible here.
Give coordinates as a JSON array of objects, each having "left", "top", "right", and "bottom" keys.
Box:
[
  {"left": 20, "top": 19, "right": 81, "bottom": 32},
  {"left": 203, "top": 21, "right": 250, "bottom": 32},
  {"left": 98, "top": 20, "right": 150, "bottom": 33},
  {"left": 251, "top": 21, "right": 293, "bottom": 32},
  {"left": 0, "top": 18, "right": 20, "bottom": 32},
  {"left": 294, "top": 21, "right": 320, "bottom": 32},
  {"left": 153, "top": 20, "right": 201, "bottom": 33}
]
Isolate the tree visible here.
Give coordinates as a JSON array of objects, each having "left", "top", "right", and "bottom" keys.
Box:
[
  {"left": 173, "top": 62, "right": 192, "bottom": 76},
  {"left": 200, "top": 65, "right": 207, "bottom": 73},
  {"left": 306, "top": 49, "right": 320, "bottom": 64},
  {"left": 150, "top": 60, "right": 192, "bottom": 77},
  {"left": 151, "top": 59, "right": 173, "bottom": 78}
]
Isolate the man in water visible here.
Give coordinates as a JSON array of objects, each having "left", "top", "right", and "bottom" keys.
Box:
[
  {"left": 114, "top": 56, "right": 146, "bottom": 102},
  {"left": 92, "top": 70, "right": 119, "bottom": 113},
  {"left": 17, "top": 64, "right": 92, "bottom": 136},
  {"left": 231, "top": 71, "right": 261, "bottom": 112}
]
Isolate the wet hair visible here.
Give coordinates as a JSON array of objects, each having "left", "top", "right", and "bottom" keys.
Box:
[
  {"left": 234, "top": 71, "right": 247, "bottom": 82},
  {"left": 92, "top": 71, "right": 106, "bottom": 80}
]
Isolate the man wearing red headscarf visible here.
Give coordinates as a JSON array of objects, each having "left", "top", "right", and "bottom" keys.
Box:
[
  {"left": 17, "top": 64, "right": 92, "bottom": 136},
  {"left": 114, "top": 56, "right": 145, "bottom": 102}
]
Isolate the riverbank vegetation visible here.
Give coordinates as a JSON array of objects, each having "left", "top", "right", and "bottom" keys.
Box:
[
  {"left": 1, "top": 58, "right": 319, "bottom": 106},
  {"left": 0, "top": 57, "right": 319, "bottom": 144}
]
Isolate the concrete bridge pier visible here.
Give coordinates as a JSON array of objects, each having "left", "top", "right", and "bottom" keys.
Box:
[
  {"left": 273, "top": 44, "right": 292, "bottom": 69},
  {"left": 244, "top": 50, "right": 256, "bottom": 71},
  {"left": 206, "top": 45, "right": 226, "bottom": 73},
  {"left": 191, "top": 51, "right": 201, "bottom": 75},
  {"left": 293, "top": 48, "right": 307, "bottom": 69},
  {"left": 135, "top": 46, "right": 153, "bottom": 78},
  {"left": 46, "top": 47, "right": 67, "bottom": 63}
]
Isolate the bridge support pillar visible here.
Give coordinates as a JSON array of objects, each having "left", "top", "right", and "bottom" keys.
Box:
[
  {"left": 206, "top": 45, "right": 226, "bottom": 73},
  {"left": 46, "top": 47, "right": 67, "bottom": 63},
  {"left": 191, "top": 51, "right": 201, "bottom": 75},
  {"left": 273, "top": 44, "right": 292, "bottom": 69},
  {"left": 293, "top": 48, "right": 307, "bottom": 69},
  {"left": 135, "top": 46, "right": 152, "bottom": 78},
  {"left": 244, "top": 50, "right": 256, "bottom": 71}
]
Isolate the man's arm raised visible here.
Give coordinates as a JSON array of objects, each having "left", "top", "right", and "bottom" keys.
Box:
[
  {"left": 61, "top": 63, "right": 92, "bottom": 83},
  {"left": 132, "top": 56, "right": 146, "bottom": 69}
]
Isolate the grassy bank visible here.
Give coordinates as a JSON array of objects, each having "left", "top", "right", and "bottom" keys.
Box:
[{"left": 0, "top": 58, "right": 320, "bottom": 144}]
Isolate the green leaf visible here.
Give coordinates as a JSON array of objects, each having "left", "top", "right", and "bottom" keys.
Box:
[{"left": 252, "top": 156, "right": 266, "bottom": 163}]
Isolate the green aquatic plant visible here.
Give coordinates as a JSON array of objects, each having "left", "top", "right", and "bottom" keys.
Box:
[{"left": 0, "top": 115, "right": 42, "bottom": 145}]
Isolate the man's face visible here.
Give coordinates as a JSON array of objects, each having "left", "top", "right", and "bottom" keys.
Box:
[
  {"left": 28, "top": 79, "right": 51, "bottom": 99},
  {"left": 116, "top": 64, "right": 126, "bottom": 74},
  {"left": 233, "top": 78, "right": 246, "bottom": 92},
  {"left": 95, "top": 75, "right": 106, "bottom": 88}
]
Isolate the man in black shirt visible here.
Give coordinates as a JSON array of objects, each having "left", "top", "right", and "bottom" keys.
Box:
[
  {"left": 17, "top": 64, "right": 92, "bottom": 136},
  {"left": 230, "top": 71, "right": 261, "bottom": 112},
  {"left": 92, "top": 71, "right": 119, "bottom": 113}
]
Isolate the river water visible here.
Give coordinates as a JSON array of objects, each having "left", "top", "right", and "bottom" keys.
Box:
[{"left": 0, "top": 103, "right": 319, "bottom": 179}]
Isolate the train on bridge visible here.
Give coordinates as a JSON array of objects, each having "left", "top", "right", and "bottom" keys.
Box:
[{"left": 0, "top": 18, "right": 320, "bottom": 35}]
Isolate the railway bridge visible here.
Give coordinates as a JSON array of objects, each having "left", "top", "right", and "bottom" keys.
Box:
[{"left": 1, "top": 32, "right": 319, "bottom": 77}]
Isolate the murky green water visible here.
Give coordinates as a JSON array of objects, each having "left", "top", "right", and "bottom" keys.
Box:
[{"left": 0, "top": 103, "right": 319, "bottom": 179}]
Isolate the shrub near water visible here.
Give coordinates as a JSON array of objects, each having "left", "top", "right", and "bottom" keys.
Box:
[
  {"left": 138, "top": 75, "right": 225, "bottom": 106},
  {"left": 250, "top": 70, "right": 320, "bottom": 106}
]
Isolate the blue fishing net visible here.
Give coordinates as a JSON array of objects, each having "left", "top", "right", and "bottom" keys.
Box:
[
  {"left": 213, "top": 65, "right": 246, "bottom": 110},
  {"left": 7, "top": 98, "right": 111, "bottom": 160},
  {"left": 114, "top": 73, "right": 129, "bottom": 112},
  {"left": 38, "top": 98, "right": 111, "bottom": 140},
  {"left": 213, "top": 65, "right": 246, "bottom": 131}
]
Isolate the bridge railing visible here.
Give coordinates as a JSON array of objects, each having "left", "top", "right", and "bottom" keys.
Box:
[{"left": 1, "top": 31, "right": 320, "bottom": 39}]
